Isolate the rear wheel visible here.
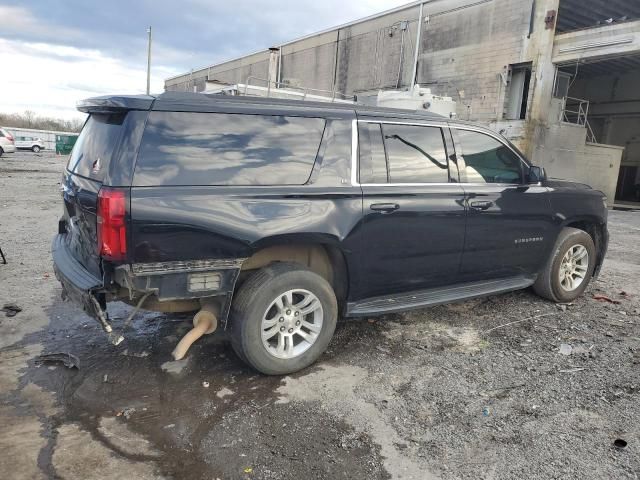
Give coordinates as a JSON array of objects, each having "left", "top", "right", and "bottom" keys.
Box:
[
  {"left": 0, "top": 147, "right": 4, "bottom": 157},
  {"left": 32, "top": 145, "right": 41, "bottom": 153},
  {"left": 533, "top": 227, "right": 596, "bottom": 303},
  {"left": 229, "top": 262, "right": 338, "bottom": 375}
]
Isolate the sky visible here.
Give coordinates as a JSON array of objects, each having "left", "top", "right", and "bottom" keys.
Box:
[{"left": 0, "top": 0, "right": 411, "bottom": 120}]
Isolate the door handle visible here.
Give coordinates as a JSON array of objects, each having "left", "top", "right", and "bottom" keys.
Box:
[
  {"left": 370, "top": 203, "right": 400, "bottom": 213},
  {"left": 469, "top": 200, "right": 493, "bottom": 210}
]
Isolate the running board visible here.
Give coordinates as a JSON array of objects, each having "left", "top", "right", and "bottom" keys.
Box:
[{"left": 346, "top": 276, "right": 536, "bottom": 317}]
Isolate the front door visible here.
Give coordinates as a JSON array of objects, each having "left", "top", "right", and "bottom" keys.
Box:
[
  {"left": 451, "top": 127, "right": 555, "bottom": 281},
  {"left": 354, "top": 119, "right": 466, "bottom": 300}
]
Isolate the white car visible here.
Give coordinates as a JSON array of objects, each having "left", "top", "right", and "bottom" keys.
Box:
[
  {"left": 0, "top": 128, "right": 17, "bottom": 156},
  {"left": 14, "top": 135, "right": 45, "bottom": 153}
]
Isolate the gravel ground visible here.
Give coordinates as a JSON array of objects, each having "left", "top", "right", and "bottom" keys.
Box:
[{"left": 1, "top": 151, "right": 639, "bottom": 479}]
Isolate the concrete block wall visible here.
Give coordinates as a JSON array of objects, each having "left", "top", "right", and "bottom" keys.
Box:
[
  {"left": 165, "top": 0, "right": 533, "bottom": 121},
  {"left": 417, "top": 0, "right": 533, "bottom": 121},
  {"left": 531, "top": 122, "right": 623, "bottom": 203}
]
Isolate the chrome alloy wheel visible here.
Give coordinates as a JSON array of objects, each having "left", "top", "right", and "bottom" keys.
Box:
[
  {"left": 559, "top": 244, "right": 589, "bottom": 292},
  {"left": 261, "top": 289, "right": 323, "bottom": 359}
]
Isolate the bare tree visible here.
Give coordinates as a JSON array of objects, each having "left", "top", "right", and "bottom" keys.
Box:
[{"left": 0, "top": 111, "right": 84, "bottom": 133}]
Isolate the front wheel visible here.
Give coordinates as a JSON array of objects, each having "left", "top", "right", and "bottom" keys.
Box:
[
  {"left": 533, "top": 227, "right": 596, "bottom": 303},
  {"left": 32, "top": 145, "right": 41, "bottom": 153},
  {"left": 229, "top": 263, "right": 338, "bottom": 375}
]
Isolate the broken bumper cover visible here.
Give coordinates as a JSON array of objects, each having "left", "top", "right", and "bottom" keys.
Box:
[{"left": 52, "top": 234, "right": 103, "bottom": 311}]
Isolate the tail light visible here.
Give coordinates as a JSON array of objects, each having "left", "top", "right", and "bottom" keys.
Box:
[
  {"left": 97, "top": 187, "right": 127, "bottom": 261},
  {"left": 6, "top": 133, "right": 14, "bottom": 143}
]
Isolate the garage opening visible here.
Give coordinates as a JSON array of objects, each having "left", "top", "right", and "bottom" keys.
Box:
[{"left": 557, "top": 54, "right": 640, "bottom": 205}]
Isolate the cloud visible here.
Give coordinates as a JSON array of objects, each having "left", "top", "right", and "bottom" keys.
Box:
[
  {"left": 0, "top": 38, "right": 179, "bottom": 120},
  {"left": 0, "top": 0, "right": 411, "bottom": 119}
]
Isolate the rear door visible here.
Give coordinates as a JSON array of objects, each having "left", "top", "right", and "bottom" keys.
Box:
[
  {"left": 355, "top": 119, "right": 466, "bottom": 299},
  {"left": 452, "top": 126, "right": 554, "bottom": 280},
  {"left": 60, "top": 112, "right": 127, "bottom": 277}
]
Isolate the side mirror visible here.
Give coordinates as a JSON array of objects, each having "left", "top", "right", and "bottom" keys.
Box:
[{"left": 528, "top": 165, "right": 546, "bottom": 184}]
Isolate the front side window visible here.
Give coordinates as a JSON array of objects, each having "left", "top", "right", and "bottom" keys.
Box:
[
  {"left": 134, "top": 112, "right": 325, "bottom": 186},
  {"left": 456, "top": 130, "right": 523, "bottom": 184}
]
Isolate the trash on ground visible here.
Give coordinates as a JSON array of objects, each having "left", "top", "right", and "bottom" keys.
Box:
[
  {"left": 116, "top": 407, "right": 136, "bottom": 419},
  {"left": 613, "top": 438, "right": 628, "bottom": 450},
  {"left": 35, "top": 352, "right": 80, "bottom": 369},
  {"left": 2, "top": 303, "right": 22, "bottom": 317},
  {"left": 559, "top": 344, "right": 573, "bottom": 355},
  {"left": 593, "top": 295, "right": 621, "bottom": 304},
  {"left": 203, "top": 381, "right": 210, "bottom": 388}
]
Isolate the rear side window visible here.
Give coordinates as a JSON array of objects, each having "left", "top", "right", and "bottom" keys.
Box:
[
  {"left": 382, "top": 124, "right": 449, "bottom": 183},
  {"left": 134, "top": 112, "right": 326, "bottom": 186},
  {"left": 67, "top": 113, "right": 126, "bottom": 180},
  {"left": 359, "top": 123, "right": 388, "bottom": 183},
  {"left": 456, "top": 129, "right": 523, "bottom": 184}
]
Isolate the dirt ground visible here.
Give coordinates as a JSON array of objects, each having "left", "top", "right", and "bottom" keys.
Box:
[{"left": 1, "top": 150, "right": 639, "bottom": 480}]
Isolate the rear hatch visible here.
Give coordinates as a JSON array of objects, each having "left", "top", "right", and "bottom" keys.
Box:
[{"left": 60, "top": 112, "right": 127, "bottom": 278}]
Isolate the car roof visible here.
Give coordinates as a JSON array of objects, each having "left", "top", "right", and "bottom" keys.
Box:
[{"left": 77, "top": 91, "right": 451, "bottom": 123}]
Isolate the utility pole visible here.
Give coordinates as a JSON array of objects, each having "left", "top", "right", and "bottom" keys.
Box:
[{"left": 146, "top": 26, "right": 152, "bottom": 95}]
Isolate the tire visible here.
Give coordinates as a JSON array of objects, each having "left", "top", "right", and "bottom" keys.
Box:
[
  {"left": 229, "top": 262, "right": 338, "bottom": 375},
  {"left": 533, "top": 227, "right": 596, "bottom": 303},
  {"left": 32, "top": 145, "right": 41, "bottom": 153},
  {"left": 0, "top": 147, "right": 3, "bottom": 157}
]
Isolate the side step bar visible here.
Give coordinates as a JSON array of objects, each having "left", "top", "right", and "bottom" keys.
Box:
[{"left": 346, "top": 276, "right": 536, "bottom": 317}]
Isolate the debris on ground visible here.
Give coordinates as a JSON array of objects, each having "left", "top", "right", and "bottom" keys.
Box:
[
  {"left": 613, "top": 439, "right": 628, "bottom": 450},
  {"left": 160, "top": 358, "right": 189, "bottom": 374},
  {"left": 35, "top": 352, "right": 80, "bottom": 369},
  {"left": 593, "top": 295, "right": 621, "bottom": 304},
  {"left": 559, "top": 343, "right": 573, "bottom": 355},
  {"left": 116, "top": 407, "right": 136, "bottom": 419},
  {"left": 202, "top": 381, "right": 210, "bottom": 388},
  {"left": 2, "top": 303, "right": 22, "bottom": 317}
]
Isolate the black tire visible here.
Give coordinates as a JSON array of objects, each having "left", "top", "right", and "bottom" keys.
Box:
[
  {"left": 229, "top": 262, "right": 338, "bottom": 375},
  {"left": 533, "top": 227, "right": 596, "bottom": 303},
  {"left": 0, "top": 147, "right": 4, "bottom": 157},
  {"left": 32, "top": 145, "right": 41, "bottom": 153}
]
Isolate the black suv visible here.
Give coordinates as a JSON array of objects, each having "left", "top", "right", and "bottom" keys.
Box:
[{"left": 53, "top": 92, "right": 608, "bottom": 374}]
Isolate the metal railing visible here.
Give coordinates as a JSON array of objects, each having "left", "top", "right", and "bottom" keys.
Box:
[
  {"left": 560, "top": 96, "right": 597, "bottom": 143},
  {"left": 243, "top": 76, "right": 355, "bottom": 103}
]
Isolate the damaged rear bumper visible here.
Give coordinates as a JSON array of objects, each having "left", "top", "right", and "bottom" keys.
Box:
[
  {"left": 52, "top": 234, "right": 122, "bottom": 342},
  {"left": 52, "top": 234, "right": 103, "bottom": 312}
]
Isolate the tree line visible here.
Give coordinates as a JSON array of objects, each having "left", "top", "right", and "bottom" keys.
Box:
[{"left": 0, "top": 110, "right": 84, "bottom": 133}]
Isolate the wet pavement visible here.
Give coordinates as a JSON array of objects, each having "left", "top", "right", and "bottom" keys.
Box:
[{"left": 1, "top": 152, "right": 639, "bottom": 479}]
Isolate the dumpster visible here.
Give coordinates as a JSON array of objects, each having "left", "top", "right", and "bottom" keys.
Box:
[{"left": 55, "top": 134, "right": 78, "bottom": 155}]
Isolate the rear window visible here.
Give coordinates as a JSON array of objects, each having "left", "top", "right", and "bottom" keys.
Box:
[
  {"left": 133, "top": 112, "right": 325, "bottom": 186},
  {"left": 67, "top": 113, "right": 125, "bottom": 180}
]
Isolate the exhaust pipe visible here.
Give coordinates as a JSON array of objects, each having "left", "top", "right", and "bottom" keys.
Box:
[{"left": 171, "top": 301, "right": 219, "bottom": 360}]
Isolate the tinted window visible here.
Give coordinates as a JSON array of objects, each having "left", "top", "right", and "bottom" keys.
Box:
[
  {"left": 134, "top": 112, "right": 325, "bottom": 186},
  {"left": 67, "top": 113, "right": 125, "bottom": 180},
  {"left": 359, "top": 123, "right": 388, "bottom": 183},
  {"left": 456, "top": 130, "right": 523, "bottom": 184},
  {"left": 382, "top": 124, "right": 449, "bottom": 183}
]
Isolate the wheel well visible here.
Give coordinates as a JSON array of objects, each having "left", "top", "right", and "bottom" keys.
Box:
[
  {"left": 565, "top": 220, "right": 605, "bottom": 263},
  {"left": 239, "top": 244, "right": 349, "bottom": 303}
]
